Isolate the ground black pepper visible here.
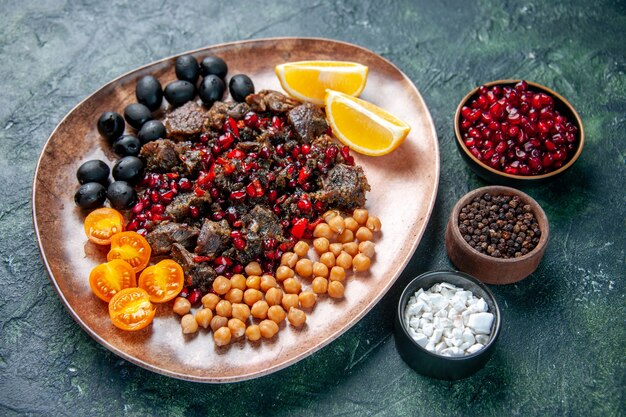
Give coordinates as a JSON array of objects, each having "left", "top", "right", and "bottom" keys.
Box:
[{"left": 458, "top": 193, "right": 541, "bottom": 258}]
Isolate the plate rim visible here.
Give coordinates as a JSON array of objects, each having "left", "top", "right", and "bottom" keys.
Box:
[{"left": 32, "top": 36, "right": 440, "bottom": 383}]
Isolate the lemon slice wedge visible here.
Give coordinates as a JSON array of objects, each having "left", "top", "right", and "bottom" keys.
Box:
[
  {"left": 324, "top": 89, "right": 411, "bottom": 156},
  {"left": 275, "top": 61, "right": 368, "bottom": 105}
]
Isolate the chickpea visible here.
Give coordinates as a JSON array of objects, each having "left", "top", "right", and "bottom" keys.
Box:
[
  {"left": 366, "top": 215, "right": 382, "bottom": 232},
  {"left": 173, "top": 297, "right": 191, "bottom": 316},
  {"left": 320, "top": 252, "right": 335, "bottom": 268},
  {"left": 246, "top": 324, "right": 261, "bottom": 341},
  {"left": 356, "top": 226, "right": 374, "bottom": 242},
  {"left": 344, "top": 217, "right": 359, "bottom": 232},
  {"left": 215, "top": 300, "right": 232, "bottom": 317},
  {"left": 228, "top": 318, "right": 246, "bottom": 338},
  {"left": 265, "top": 287, "right": 284, "bottom": 306},
  {"left": 342, "top": 242, "right": 359, "bottom": 257},
  {"left": 224, "top": 288, "right": 243, "bottom": 304},
  {"left": 313, "top": 237, "right": 330, "bottom": 254},
  {"left": 353, "top": 208, "right": 369, "bottom": 225},
  {"left": 313, "top": 223, "right": 333, "bottom": 239},
  {"left": 276, "top": 265, "right": 295, "bottom": 282},
  {"left": 212, "top": 276, "right": 231, "bottom": 295},
  {"left": 293, "top": 241, "right": 309, "bottom": 257},
  {"left": 181, "top": 314, "right": 198, "bottom": 334},
  {"left": 213, "top": 326, "right": 231, "bottom": 346},
  {"left": 358, "top": 241, "right": 376, "bottom": 258},
  {"left": 280, "top": 251, "right": 298, "bottom": 268},
  {"left": 210, "top": 315, "right": 228, "bottom": 332},
  {"left": 323, "top": 209, "right": 340, "bottom": 223},
  {"left": 329, "top": 266, "right": 346, "bottom": 282},
  {"left": 281, "top": 293, "right": 300, "bottom": 311},
  {"left": 336, "top": 251, "right": 353, "bottom": 269},
  {"left": 259, "top": 319, "right": 279, "bottom": 339},
  {"left": 311, "top": 277, "right": 329, "bottom": 294},
  {"left": 338, "top": 228, "right": 354, "bottom": 244},
  {"left": 251, "top": 300, "right": 269, "bottom": 319},
  {"left": 267, "top": 305, "right": 287, "bottom": 323},
  {"left": 243, "top": 288, "right": 263, "bottom": 306},
  {"left": 327, "top": 215, "right": 345, "bottom": 234},
  {"left": 195, "top": 308, "right": 213, "bottom": 329},
  {"left": 231, "top": 303, "right": 251, "bottom": 322},
  {"left": 328, "top": 281, "right": 345, "bottom": 298},
  {"left": 352, "top": 253, "right": 371, "bottom": 272},
  {"left": 201, "top": 293, "right": 220, "bottom": 311},
  {"left": 283, "top": 277, "right": 302, "bottom": 294},
  {"left": 329, "top": 243, "right": 343, "bottom": 257},
  {"left": 260, "top": 275, "right": 278, "bottom": 292},
  {"left": 288, "top": 308, "right": 307, "bottom": 327},
  {"left": 295, "top": 258, "right": 313, "bottom": 278},
  {"left": 312, "top": 262, "right": 329, "bottom": 278},
  {"left": 246, "top": 275, "right": 261, "bottom": 290},
  {"left": 245, "top": 261, "right": 262, "bottom": 276},
  {"left": 299, "top": 291, "right": 317, "bottom": 309},
  {"left": 230, "top": 274, "right": 246, "bottom": 291}
]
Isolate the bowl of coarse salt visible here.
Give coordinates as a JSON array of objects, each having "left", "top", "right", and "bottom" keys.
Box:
[{"left": 394, "top": 270, "right": 501, "bottom": 380}]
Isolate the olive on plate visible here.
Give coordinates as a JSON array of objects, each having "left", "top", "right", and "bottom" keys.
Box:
[
  {"left": 124, "top": 103, "right": 153, "bottom": 130},
  {"left": 199, "top": 75, "right": 225, "bottom": 106},
  {"left": 175, "top": 55, "right": 200, "bottom": 83},
  {"left": 113, "top": 135, "right": 141, "bottom": 157},
  {"left": 138, "top": 120, "right": 166, "bottom": 144},
  {"left": 112, "top": 156, "right": 144, "bottom": 184},
  {"left": 164, "top": 80, "right": 196, "bottom": 107},
  {"left": 200, "top": 56, "right": 228, "bottom": 79},
  {"left": 97, "top": 112, "right": 125, "bottom": 142},
  {"left": 77, "top": 160, "right": 110, "bottom": 185},
  {"left": 229, "top": 74, "right": 254, "bottom": 102},
  {"left": 75, "top": 182, "right": 107, "bottom": 209},
  {"left": 136, "top": 75, "right": 163, "bottom": 111},
  {"left": 107, "top": 181, "right": 137, "bottom": 210}
]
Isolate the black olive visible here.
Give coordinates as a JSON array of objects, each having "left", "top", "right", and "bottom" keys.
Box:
[
  {"left": 175, "top": 55, "right": 200, "bottom": 83},
  {"left": 97, "top": 112, "right": 125, "bottom": 142},
  {"left": 199, "top": 75, "right": 225, "bottom": 106},
  {"left": 200, "top": 56, "right": 228, "bottom": 79},
  {"left": 112, "top": 135, "right": 141, "bottom": 157},
  {"left": 229, "top": 74, "right": 254, "bottom": 102},
  {"left": 112, "top": 156, "right": 144, "bottom": 184},
  {"left": 164, "top": 80, "right": 196, "bottom": 107},
  {"left": 107, "top": 181, "right": 137, "bottom": 210},
  {"left": 76, "top": 160, "right": 110, "bottom": 185},
  {"left": 135, "top": 75, "right": 163, "bottom": 111},
  {"left": 124, "top": 103, "right": 153, "bottom": 130},
  {"left": 74, "top": 182, "right": 106, "bottom": 209},
  {"left": 138, "top": 120, "right": 166, "bottom": 144}
]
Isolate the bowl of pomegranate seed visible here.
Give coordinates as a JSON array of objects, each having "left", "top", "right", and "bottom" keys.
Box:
[{"left": 454, "top": 80, "right": 584, "bottom": 185}]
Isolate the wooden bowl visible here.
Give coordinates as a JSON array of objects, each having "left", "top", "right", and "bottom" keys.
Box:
[
  {"left": 453, "top": 79, "right": 584, "bottom": 186},
  {"left": 445, "top": 186, "right": 549, "bottom": 284}
]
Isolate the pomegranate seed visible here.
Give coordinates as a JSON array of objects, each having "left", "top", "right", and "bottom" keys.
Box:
[
  {"left": 232, "top": 264, "right": 244, "bottom": 274},
  {"left": 199, "top": 133, "right": 209, "bottom": 143},
  {"left": 262, "top": 238, "right": 277, "bottom": 250},
  {"left": 259, "top": 146, "right": 272, "bottom": 159},
  {"left": 132, "top": 202, "right": 144, "bottom": 214},
  {"left": 151, "top": 204, "right": 165, "bottom": 215},
  {"left": 290, "top": 218, "right": 308, "bottom": 239},
  {"left": 297, "top": 198, "right": 312, "bottom": 212},
  {"left": 244, "top": 112, "right": 259, "bottom": 129},
  {"left": 190, "top": 206, "right": 200, "bottom": 218},
  {"left": 233, "top": 237, "right": 246, "bottom": 250},
  {"left": 188, "top": 289, "right": 202, "bottom": 305},
  {"left": 461, "top": 106, "right": 472, "bottom": 118},
  {"left": 215, "top": 256, "right": 233, "bottom": 267},
  {"left": 179, "top": 287, "right": 190, "bottom": 299},
  {"left": 150, "top": 190, "right": 160, "bottom": 203},
  {"left": 214, "top": 265, "right": 227, "bottom": 275},
  {"left": 194, "top": 188, "right": 206, "bottom": 197},
  {"left": 227, "top": 149, "right": 246, "bottom": 159},
  {"left": 268, "top": 190, "right": 278, "bottom": 203},
  {"left": 126, "top": 219, "right": 139, "bottom": 231},
  {"left": 542, "top": 153, "right": 554, "bottom": 167},
  {"left": 212, "top": 211, "right": 225, "bottom": 221}
]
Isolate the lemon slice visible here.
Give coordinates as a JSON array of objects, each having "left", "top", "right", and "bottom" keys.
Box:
[
  {"left": 324, "top": 89, "right": 411, "bottom": 156},
  {"left": 275, "top": 61, "right": 368, "bottom": 105}
]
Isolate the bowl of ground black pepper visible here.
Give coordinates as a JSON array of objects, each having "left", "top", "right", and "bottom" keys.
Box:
[{"left": 445, "top": 186, "right": 549, "bottom": 284}]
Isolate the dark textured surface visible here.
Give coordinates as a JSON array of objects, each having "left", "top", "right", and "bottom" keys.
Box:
[{"left": 1, "top": 0, "right": 624, "bottom": 416}]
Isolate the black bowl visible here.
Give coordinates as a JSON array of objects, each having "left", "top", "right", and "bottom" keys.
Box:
[
  {"left": 394, "top": 270, "right": 501, "bottom": 380},
  {"left": 454, "top": 79, "right": 584, "bottom": 187}
]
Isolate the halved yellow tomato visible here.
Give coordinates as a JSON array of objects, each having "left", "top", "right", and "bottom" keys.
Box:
[
  {"left": 89, "top": 259, "right": 137, "bottom": 302},
  {"left": 84, "top": 208, "right": 125, "bottom": 245},
  {"left": 107, "top": 231, "right": 152, "bottom": 273},
  {"left": 108, "top": 287, "right": 156, "bottom": 331},
  {"left": 138, "top": 259, "right": 184, "bottom": 303}
]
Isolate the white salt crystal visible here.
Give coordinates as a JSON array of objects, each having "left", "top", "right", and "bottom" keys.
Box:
[
  {"left": 476, "top": 335, "right": 490, "bottom": 345},
  {"left": 412, "top": 333, "right": 428, "bottom": 348},
  {"left": 425, "top": 342, "right": 435, "bottom": 352},
  {"left": 435, "top": 342, "right": 446, "bottom": 354},
  {"left": 460, "top": 341, "right": 472, "bottom": 351},
  {"left": 430, "top": 328, "right": 443, "bottom": 344},
  {"left": 467, "top": 312, "right": 494, "bottom": 334},
  {"left": 467, "top": 343, "right": 485, "bottom": 354},
  {"left": 409, "top": 317, "right": 420, "bottom": 329},
  {"left": 475, "top": 298, "right": 488, "bottom": 312},
  {"left": 462, "top": 329, "right": 475, "bottom": 345},
  {"left": 422, "top": 323, "right": 433, "bottom": 337},
  {"left": 406, "top": 301, "right": 424, "bottom": 316}
]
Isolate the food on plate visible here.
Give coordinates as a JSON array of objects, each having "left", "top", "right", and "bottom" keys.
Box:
[
  {"left": 459, "top": 80, "right": 579, "bottom": 175},
  {"left": 113, "top": 135, "right": 142, "bottom": 157},
  {"left": 175, "top": 55, "right": 200, "bottom": 84},
  {"left": 112, "top": 156, "right": 144, "bottom": 184},
  {"left": 123, "top": 103, "right": 153, "bottom": 130},
  {"left": 75, "top": 182, "right": 107, "bottom": 209},
  {"left": 107, "top": 231, "right": 152, "bottom": 273},
  {"left": 135, "top": 75, "right": 163, "bottom": 111},
  {"left": 76, "top": 160, "right": 110, "bottom": 185},
  {"left": 275, "top": 61, "right": 368, "bottom": 105},
  {"left": 89, "top": 259, "right": 137, "bottom": 302},
  {"left": 199, "top": 75, "right": 226, "bottom": 106},
  {"left": 325, "top": 89, "right": 411, "bottom": 156},
  {"left": 138, "top": 120, "right": 167, "bottom": 144},
  {"left": 164, "top": 80, "right": 196, "bottom": 107},
  {"left": 106, "top": 181, "right": 137, "bottom": 210},
  {"left": 200, "top": 55, "right": 228, "bottom": 79},
  {"left": 97, "top": 111, "right": 125, "bottom": 142},
  {"left": 228, "top": 74, "right": 255, "bottom": 102},
  {"left": 83, "top": 207, "right": 124, "bottom": 245},
  {"left": 138, "top": 259, "right": 185, "bottom": 303},
  {"left": 108, "top": 287, "right": 156, "bottom": 331}
]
